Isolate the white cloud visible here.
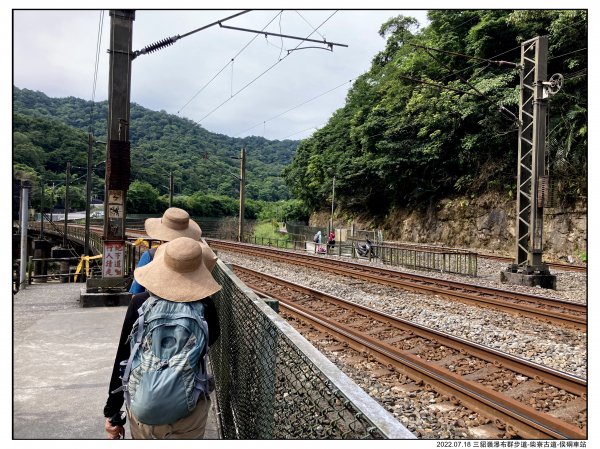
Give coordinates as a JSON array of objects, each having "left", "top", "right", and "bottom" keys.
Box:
[{"left": 13, "top": 9, "right": 429, "bottom": 140}]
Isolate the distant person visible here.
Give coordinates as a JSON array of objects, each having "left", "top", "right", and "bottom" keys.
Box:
[
  {"left": 313, "top": 230, "right": 322, "bottom": 244},
  {"left": 104, "top": 237, "right": 221, "bottom": 439},
  {"left": 129, "top": 207, "right": 202, "bottom": 294},
  {"left": 327, "top": 231, "right": 335, "bottom": 249}
]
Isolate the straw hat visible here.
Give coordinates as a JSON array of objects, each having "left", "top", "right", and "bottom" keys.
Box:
[
  {"left": 199, "top": 241, "right": 218, "bottom": 272},
  {"left": 134, "top": 237, "right": 221, "bottom": 302},
  {"left": 145, "top": 207, "right": 202, "bottom": 241}
]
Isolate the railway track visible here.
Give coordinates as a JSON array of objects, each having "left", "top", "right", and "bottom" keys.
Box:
[
  {"left": 233, "top": 264, "right": 587, "bottom": 440},
  {"left": 207, "top": 239, "right": 587, "bottom": 331},
  {"left": 36, "top": 223, "right": 588, "bottom": 275},
  {"left": 479, "top": 253, "right": 587, "bottom": 274}
]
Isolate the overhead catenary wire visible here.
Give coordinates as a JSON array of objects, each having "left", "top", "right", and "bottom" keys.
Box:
[
  {"left": 280, "top": 16, "right": 586, "bottom": 144},
  {"left": 548, "top": 47, "right": 587, "bottom": 61},
  {"left": 280, "top": 123, "right": 327, "bottom": 140},
  {"left": 233, "top": 78, "right": 352, "bottom": 136},
  {"left": 417, "top": 46, "right": 519, "bottom": 122},
  {"left": 284, "top": 44, "right": 581, "bottom": 144},
  {"left": 197, "top": 11, "right": 339, "bottom": 125},
  {"left": 88, "top": 10, "right": 105, "bottom": 133},
  {"left": 177, "top": 10, "right": 283, "bottom": 114},
  {"left": 202, "top": 153, "right": 241, "bottom": 181},
  {"left": 296, "top": 11, "right": 326, "bottom": 41},
  {"left": 409, "top": 43, "right": 519, "bottom": 68},
  {"left": 280, "top": 40, "right": 525, "bottom": 143}
]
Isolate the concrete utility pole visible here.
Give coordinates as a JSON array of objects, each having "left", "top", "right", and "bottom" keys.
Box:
[
  {"left": 82, "top": 9, "right": 135, "bottom": 306},
  {"left": 238, "top": 147, "right": 246, "bottom": 242},
  {"left": 19, "top": 181, "right": 31, "bottom": 289},
  {"left": 501, "top": 36, "right": 561, "bottom": 289},
  {"left": 84, "top": 133, "right": 93, "bottom": 256},
  {"left": 63, "top": 162, "right": 71, "bottom": 247},
  {"left": 102, "top": 8, "right": 134, "bottom": 270},
  {"left": 169, "top": 171, "right": 174, "bottom": 207},
  {"left": 330, "top": 175, "right": 335, "bottom": 234},
  {"left": 40, "top": 178, "right": 45, "bottom": 239}
]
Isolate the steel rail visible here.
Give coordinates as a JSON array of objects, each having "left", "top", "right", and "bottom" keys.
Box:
[
  {"left": 31, "top": 224, "right": 584, "bottom": 328},
  {"left": 477, "top": 253, "right": 587, "bottom": 273},
  {"left": 207, "top": 239, "right": 587, "bottom": 330},
  {"left": 238, "top": 266, "right": 586, "bottom": 439}
]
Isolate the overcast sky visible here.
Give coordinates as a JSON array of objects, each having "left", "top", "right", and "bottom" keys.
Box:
[{"left": 12, "top": 9, "right": 430, "bottom": 141}]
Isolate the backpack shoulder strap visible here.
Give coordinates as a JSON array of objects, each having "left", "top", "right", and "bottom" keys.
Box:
[{"left": 111, "top": 296, "right": 158, "bottom": 404}]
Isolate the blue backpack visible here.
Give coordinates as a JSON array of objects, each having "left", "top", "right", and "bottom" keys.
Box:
[{"left": 117, "top": 295, "right": 213, "bottom": 425}]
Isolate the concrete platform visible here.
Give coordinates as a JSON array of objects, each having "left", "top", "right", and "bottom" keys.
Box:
[{"left": 12, "top": 282, "right": 221, "bottom": 440}]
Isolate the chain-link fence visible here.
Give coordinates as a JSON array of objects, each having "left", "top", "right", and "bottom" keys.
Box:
[{"left": 209, "top": 261, "right": 415, "bottom": 440}]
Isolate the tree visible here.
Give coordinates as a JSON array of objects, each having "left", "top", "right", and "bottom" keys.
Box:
[
  {"left": 127, "top": 181, "right": 160, "bottom": 214},
  {"left": 283, "top": 9, "right": 587, "bottom": 218}
]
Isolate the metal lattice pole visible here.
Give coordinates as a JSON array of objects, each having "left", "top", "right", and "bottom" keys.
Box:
[{"left": 513, "top": 36, "right": 549, "bottom": 271}]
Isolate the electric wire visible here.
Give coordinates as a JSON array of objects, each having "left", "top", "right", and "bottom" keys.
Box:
[
  {"left": 278, "top": 11, "right": 284, "bottom": 61},
  {"left": 281, "top": 39, "right": 523, "bottom": 142},
  {"left": 409, "top": 43, "right": 519, "bottom": 68},
  {"left": 275, "top": 16, "right": 586, "bottom": 143},
  {"left": 233, "top": 78, "right": 352, "bottom": 136},
  {"left": 202, "top": 153, "right": 241, "bottom": 181},
  {"left": 280, "top": 125, "right": 323, "bottom": 140},
  {"left": 296, "top": 11, "right": 326, "bottom": 40},
  {"left": 196, "top": 10, "right": 338, "bottom": 125},
  {"left": 548, "top": 47, "right": 587, "bottom": 61},
  {"left": 177, "top": 11, "right": 282, "bottom": 114},
  {"left": 418, "top": 47, "right": 518, "bottom": 122},
  {"left": 564, "top": 69, "right": 587, "bottom": 80},
  {"left": 88, "top": 11, "right": 104, "bottom": 134}
]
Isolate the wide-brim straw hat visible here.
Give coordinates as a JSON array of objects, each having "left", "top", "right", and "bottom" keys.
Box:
[
  {"left": 199, "top": 241, "right": 218, "bottom": 272},
  {"left": 134, "top": 237, "right": 221, "bottom": 302},
  {"left": 145, "top": 207, "right": 202, "bottom": 241}
]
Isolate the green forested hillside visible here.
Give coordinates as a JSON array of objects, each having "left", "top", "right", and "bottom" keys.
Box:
[
  {"left": 13, "top": 87, "right": 299, "bottom": 216},
  {"left": 13, "top": 10, "right": 587, "bottom": 224},
  {"left": 283, "top": 10, "right": 587, "bottom": 217}
]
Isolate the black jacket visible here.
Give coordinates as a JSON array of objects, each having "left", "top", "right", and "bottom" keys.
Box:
[{"left": 103, "top": 292, "right": 220, "bottom": 418}]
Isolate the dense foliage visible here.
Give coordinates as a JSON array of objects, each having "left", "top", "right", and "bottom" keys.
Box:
[
  {"left": 13, "top": 87, "right": 298, "bottom": 215},
  {"left": 13, "top": 10, "right": 587, "bottom": 223},
  {"left": 283, "top": 10, "right": 587, "bottom": 217}
]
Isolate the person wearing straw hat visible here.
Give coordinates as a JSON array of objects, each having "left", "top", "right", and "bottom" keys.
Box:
[
  {"left": 130, "top": 207, "right": 203, "bottom": 294},
  {"left": 126, "top": 206, "right": 220, "bottom": 351},
  {"left": 104, "top": 237, "right": 220, "bottom": 439}
]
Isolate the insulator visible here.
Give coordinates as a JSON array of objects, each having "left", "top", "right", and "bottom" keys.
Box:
[{"left": 139, "top": 36, "right": 179, "bottom": 55}]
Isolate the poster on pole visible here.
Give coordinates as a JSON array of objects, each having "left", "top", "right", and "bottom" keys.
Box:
[{"left": 102, "top": 241, "right": 125, "bottom": 277}]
